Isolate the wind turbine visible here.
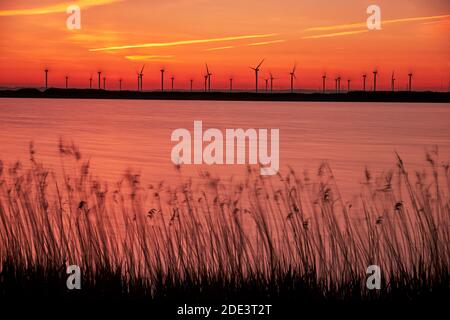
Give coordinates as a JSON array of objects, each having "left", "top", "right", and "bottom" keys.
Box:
[
  {"left": 289, "top": 63, "right": 297, "bottom": 93},
  {"left": 65, "top": 76, "right": 69, "bottom": 89},
  {"left": 322, "top": 74, "right": 326, "bottom": 93},
  {"left": 205, "top": 64, "right": 212, "bottom": 91},
  {"left": 362, "top": 73, "right": 367, "bottom": 91},
  {"left": 391, "top": 71, "right": 395, "bottom": 92},
  {"left": 335, "top": 77, "right": 338, "bottom": 93},
  {"left": 44, "top": 69, "right": 49, "bottom": 89},
  {"left": 160, "top": 68, "right": 165, "bottom": 92},
  {"left": 337, "top": 76, "right": 341, "bottom": 93},
  {"left": 171, "top": 76, "right": 175, "bottom": 91},
  {"left": 139, "top": 65, "right": 145, "bottom": 91},
  {"left": 229, "top": 77, "right": 233, "bottom": 92},
  {"left": 408, "top": 72, "right": 413, "bottom": 91},
  {"left": 250, "top": 59, "right": 265, "bottom": 93},
  {"left": 97, "top": 71, "right": 101, "bottom": 89},
  {"left": 264, "top": 78, "right": 269, "bottom": 92},
  {"left": 190, "top": 79, "right": 193, "bottom": 92},
  {"left": 270, "top": 72, "right": 275, "bottom": 93},
  {"left": 373, "top": 70, "right": 378, "bottom": 92},
  {"left": 103, "top": 76, "right": 106, "bottom": 90},
  {"left": 89, "top": 74, "right": 93, "bottom": 89},
  {"left": 119, "top": 78, "right": 122, "bottom": 91},
  {"left": 347, "top": 79, "right": 351, "bottom": 92}
]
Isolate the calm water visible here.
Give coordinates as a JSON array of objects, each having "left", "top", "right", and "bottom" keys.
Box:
[{"left": 0, "top": 98, "right": 449, "bottom": 197}]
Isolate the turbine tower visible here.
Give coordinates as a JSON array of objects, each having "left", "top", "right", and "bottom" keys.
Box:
[
  {"left": 103, "top": 76, "right": 106, "bottom": 90},
  {"left": 97, "top": 71, "right": 102, "bottom": 89},
  {"left": 65, "top": 76, "right": 69, "bottom": 89},
  {"left": 190, "top": 79, "right": 193, "bottom": 92},
  {"left": 270, "top": 72, "right": 275, "bottom": 93},
  {"left": 322, "top": 74, "right": 326, "bottom": 93},
  {"left": 347, "top": 79, "right": 351, "bottom": 92},
  {"left": 289, "top": 64, "right": 297, "bottom": 93},
  {"left": 89, "top": 75, "right": 93, "bottom": 89},
  {"left": 391, "top": 71, "right": 395, "bottom": 92},
  {"left": 119, "top": 79, "right": 122, "bottom": 91},
  {"left": 229, "top": 77, "right": 233, "bottom": 92},
  {"left": 44, "top": 69, "right": 49, "bottom": 89},
  {"left": 160, "top": 68, "right": 165, "bottom": 92},
  {"left": 97, "top": 71, "right": 101, "bottom": 89},
  {"left": 171, "top": 76, "right": 175, "bottom": 91},
  {"left": 264, "top": 78, "right": 269, "bottom": 92},
  {"left": 362, "top": 73, "right": 367, "bottom": 91},
  {"left": 250, "top": 59, "right": 264, "bottom": 93},
  {"left": 408, "top": 72, "right": 413, "bottom": 91},
  {"left": 373, "top": 70, "right": 378, "bottom": 92},
  {"left": 139, "top": 65, "right": 145, "bottom": 91},
  {"left": 337, "top": 76, "right": 341, "bottom": 93},
  {"left": 204, "top": 74, "right": 208, "bottom": 92},
  {"left": 205, "top": 64, "right": 212, "bottom": 91},
  {"left": 136, "top": 71, "right": 140, "bottom": 91}
]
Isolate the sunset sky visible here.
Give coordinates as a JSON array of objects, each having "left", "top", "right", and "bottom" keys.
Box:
[{"left": 0, "top": 0, "right": 449, "bottom": 91}]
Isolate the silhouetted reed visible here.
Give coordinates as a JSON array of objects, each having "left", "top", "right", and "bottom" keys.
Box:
[{"left": 0, "top": 141, "right": 448, "bottom": 307}]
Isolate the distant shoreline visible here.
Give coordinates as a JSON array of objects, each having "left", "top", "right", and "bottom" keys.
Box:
[{"left": 1, "top": 88, "right": 449, "bottom": 103}]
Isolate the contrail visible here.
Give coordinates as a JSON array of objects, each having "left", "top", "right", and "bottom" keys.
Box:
[
  {"left": 89, "top": 33, "right": 279, "bottom": 52},
  {"left": 302, "top": 30, "right": 368, "bottom": 39},
  {"left": 247, "top": 40, "right": 285, "bottom": 46},
  {"left": 125, "top": 55, "right": 174, "bottom": 61},
  {"left": 304, "top": 14, "right": 450, "bottom": 32},
  {"left": 0, "top": 0, "right": 123, "bottom": 16},
  {"left": 205, "top": 46, "right": 235, "bottom": 51}
]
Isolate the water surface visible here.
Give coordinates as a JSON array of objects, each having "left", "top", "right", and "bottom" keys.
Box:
[{"left": 0, "top": 98, "right": 449, "bottom": 197}]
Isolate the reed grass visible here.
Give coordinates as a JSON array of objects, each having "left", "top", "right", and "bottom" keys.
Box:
[{"left": 0, "top": 141, "right": 448, "bottom": 308}]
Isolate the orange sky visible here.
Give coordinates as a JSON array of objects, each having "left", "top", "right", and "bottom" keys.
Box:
[{"left": 0, "top": 0, "right": 449, "bottom": 91}]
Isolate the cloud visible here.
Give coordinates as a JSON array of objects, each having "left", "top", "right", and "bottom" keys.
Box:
[
  {"left": 89, "top": 33, "right": 279, "bottom": 52},
  {"left": 304, "top": 14, "right": 450, "bottom": 32},
  {"left": 0, "top": 0, "right": 123, "bottom": 16},
  {"left": 247, "top": 40, "right": 285, "bottom": 46},
  {"left": 69, "top": 31, "right": 124, "bottom": 44},
  {"left": 302, "top": 30, "right": 368, "bottom": 39},
  {"left": 205, "top": 46, "right": 235, "bottom": 51},
  {"left": 421, "top": 19, "right": 450, "bottom": 25},
  {"left": 125, "top": 55, "right": 174, "bottom": 61}
]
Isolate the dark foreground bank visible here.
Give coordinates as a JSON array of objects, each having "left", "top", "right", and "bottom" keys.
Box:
[{"left": 1, "top": 87, "right": 450, "bottom": 102}]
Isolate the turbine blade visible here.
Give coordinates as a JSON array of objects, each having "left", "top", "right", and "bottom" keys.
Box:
[{"left": 256, "top": 58, "right": 265, "bottom": 69}]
